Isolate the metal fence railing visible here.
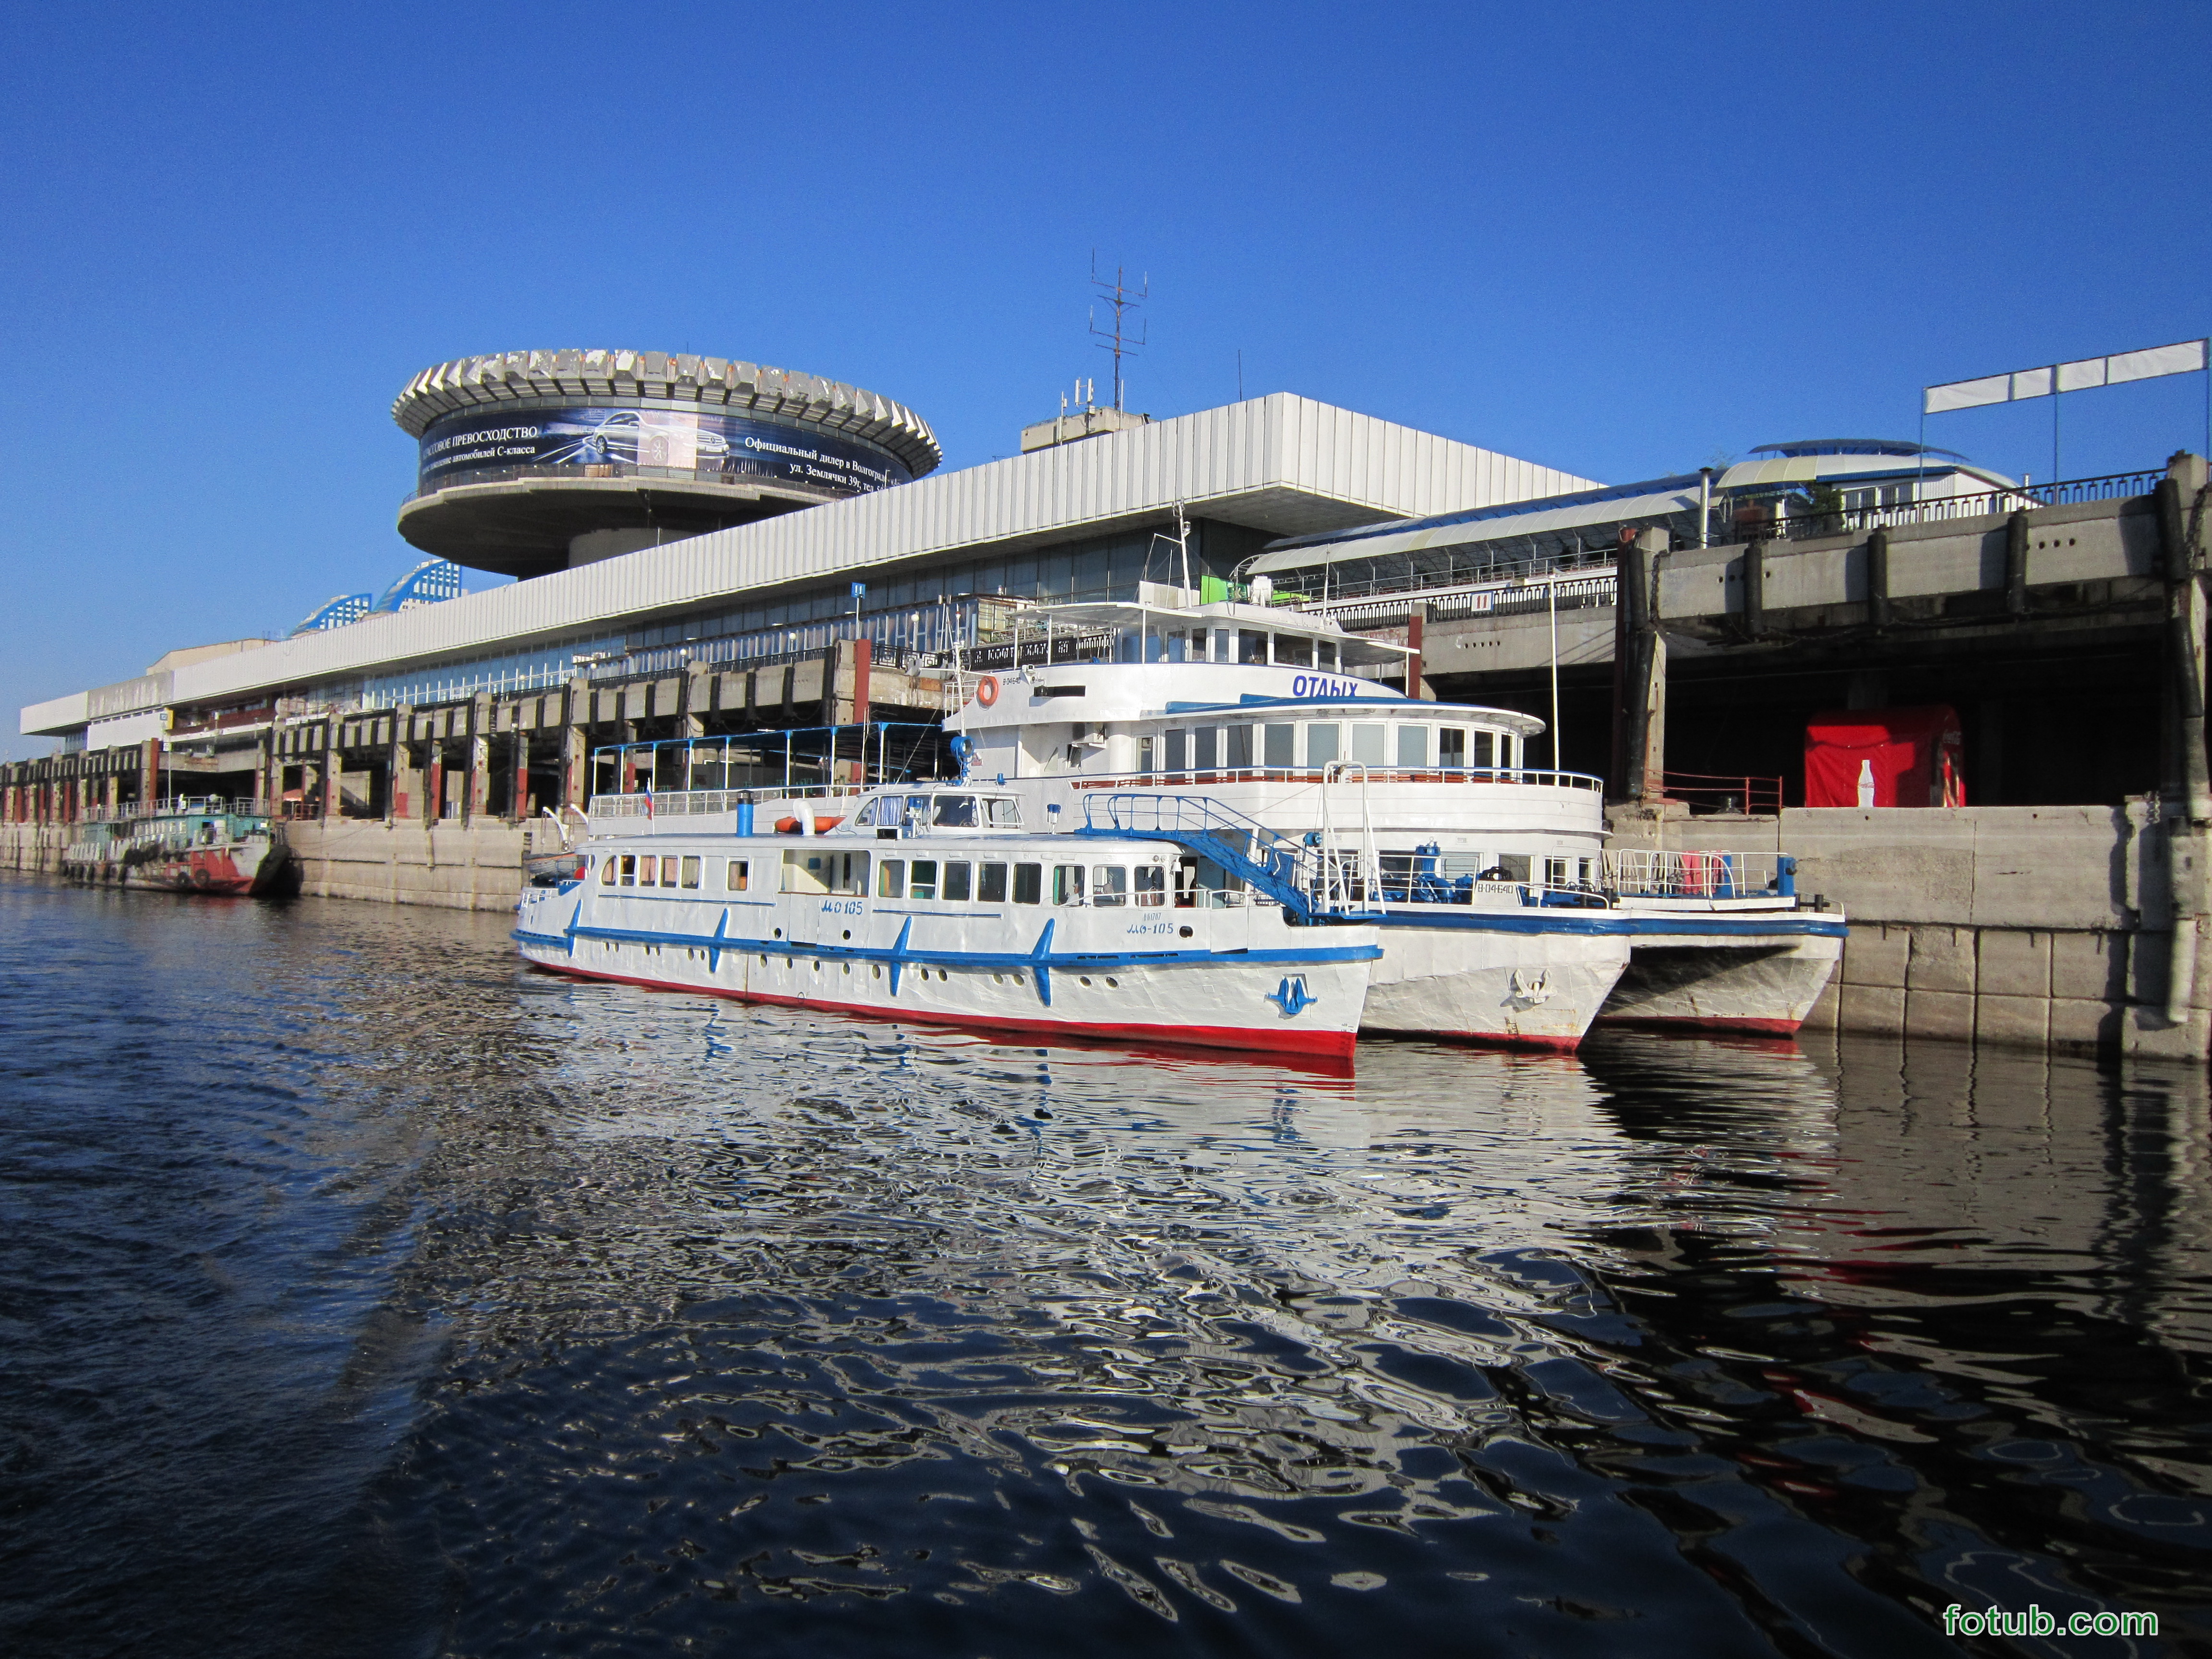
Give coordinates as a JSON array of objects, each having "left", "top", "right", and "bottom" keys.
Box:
[{"left": 1661, "top": 772, "right": 1785, "bottom": 815}]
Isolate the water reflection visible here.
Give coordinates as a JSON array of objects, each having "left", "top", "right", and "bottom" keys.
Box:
[{"left": 0, "top": 877, "right": 2205, "bottom": 1656}]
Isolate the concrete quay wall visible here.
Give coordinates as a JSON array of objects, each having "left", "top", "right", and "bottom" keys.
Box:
[
  {"left": 1610, "top": 804, "right": 2209, "bottom": 1059},
  {"left": 0, "top": 818, "right": 530, "bottom": 914},
  {"left": 286, "top": 820, "right": 527, "bottom": 912}
]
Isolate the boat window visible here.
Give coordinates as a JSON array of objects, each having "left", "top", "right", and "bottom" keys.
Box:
[
  {"left": 1351, "top": 723, "right": 1388, "bottom": 764},
  {"left": 1014, "top": 863, "right": 1042, "bottom": 904},
  {"left": 1193, "top": 727, "right": 1219, "bottom": 770},
  {"left": 1091, "top": 866, "right": 1129, "bottom": 906},
  {"left": 902, "top": 795, "right": 931, "bottom": 833},
  {"left": 1472, "top": 730, "right": 1496, "bottom": 769},
  {"left": 619, "top": 854, "right": 637, "bottom": 887},
  {"left": 1545, "top": 857, "right": 1571, "bottom": 889},
  {"left": 1053, "top": 865, "right": 1085, "bottom": 905},
  {"left": 979, "top": 862, "right": 1009, "bottom": 902},
  {"left": 1227, "top": 724, "right": 1254, "bottom": 768},
  {"left": 1211, "top": 627, "right": 1232, "bottom": 662},
  {"left": 933, "top": 795, "right": 979, "bottom": 828},
  {"left": 1491, "top": 853, "right": 1531, "bottom": 882},
  {"left": 727, "top": 859, "right": 750, "bottom": 892},
  {"left": 1165, "top": 729, "right": 1187, "bottom": 772},
  {"left": 660, "top": 857, "right": 679, "bottom": 889},
  {"left": 878, "top": 859, "right": 905, "bottom": 899},
  {"left": 680, "top": 856, "right": 701, "bottom": 889},
  {"left": 1274, "top": 634, "right": 1312, "bottom": 668},
  {"left": 1439, "top": 727, "right": 1466, "bottom": 768},
  {"left": 1263, "top": 724, "right": 1294, "bottom": 768},
  {"left": 1398, "top": 725, "right": 1431, "bottom": 767},
  {"left": 783, "top": 853, "right": 831, "bottom": 894},
  {"left": 944, "top": 861, "right": 973, "bottom": 902},
  {"left": 1306, "top": 723, "right": 1340, "bottom": 766},
  {"left": 602, "top": 856, "right": 618, "bottom": 886},
  {"left": 1238, "top": 628, "right": 1267, "bottom": 664},
  {"left": 1135, "top": 866, "right": 1166, "bottom": 907},
  {"left": 1138, "top": 735, "right": 1154, "bottom": 778},
  {"left": 853, "top": 799, "right": 878, "bottom": 827},
  {"left": 987, "top": 797, "right": 1023, "bottom": 827},
  {"left": 910, "top": 859, "right": 939, "bottom": 901},
  {"left": 826, "top": 852, "right": 869, "bottom": 896},
  {"left": 638, "top": 855, "right": 658, "bottom": 885}
]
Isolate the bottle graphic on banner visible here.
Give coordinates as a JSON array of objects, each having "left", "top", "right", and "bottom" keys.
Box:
[{"left": 1857, "top": 759, "right": 1876, "bottom": 807}]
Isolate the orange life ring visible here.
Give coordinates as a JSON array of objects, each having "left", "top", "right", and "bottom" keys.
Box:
[{"left": 975, "top": 674, "right": 1000, "bottom": 707}]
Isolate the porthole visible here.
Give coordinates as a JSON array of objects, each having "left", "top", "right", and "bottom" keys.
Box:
[
  {"left": 842, "top": 929, "right": 852, "bottom": 940},
  {"left": 842, "top": 963, "right": 851, "bottom": 975},
  {"left": 773, "top": 927, "right": 782, "bottom": 939},
  {"left": 939, "top": 969, "right": 950, "bottom": 981},
  {"left": 1011, "top": 973, "right": 1023, "bottom": 986},
  {"left": 1080, "top": 976, "right": 1093, "bottom": 987},
  {"left": 873, "top": 964, "right": 882, "bottom": 979},
  {"left": 1106, "top": 977, "right": 1119, "bottom": 988},
  {"left": 993, "top": 973, "right": 1004, "bottom": 984}
]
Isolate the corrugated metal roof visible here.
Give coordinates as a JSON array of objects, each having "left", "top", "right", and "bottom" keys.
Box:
[{"left": 24, "top": 396, "right": 1595, "bottom": 732}]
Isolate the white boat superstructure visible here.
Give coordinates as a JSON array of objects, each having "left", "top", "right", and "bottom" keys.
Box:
[
  {"left": 513, "top": 782, "right": 1381, "bottom": 1061},
  {"left": 941, "top": 597, "right": 1844, "bottom": 1044}
]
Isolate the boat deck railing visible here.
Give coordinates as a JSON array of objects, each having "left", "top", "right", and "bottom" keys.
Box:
[
  {"left": 589, "top": 783, "right": 878, "bottom": 820},
  {"left": 1603, "top": 849, "right": 1793, "bottom": 900},
  {"left": 84, "top": 796, "right": 265, "bottom": 824},
  {"left": 1071, "top": 766, "right": 1605, "bottom": 793}
]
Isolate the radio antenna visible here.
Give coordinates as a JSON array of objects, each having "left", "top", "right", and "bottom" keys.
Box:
[{"left": 1088, "top": 252, "right": 1147, "bottom": 412}]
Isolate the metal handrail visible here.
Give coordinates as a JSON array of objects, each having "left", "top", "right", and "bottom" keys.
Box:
[{"left": 1090, "top": 764, "right": 1606, "bottom": 793}]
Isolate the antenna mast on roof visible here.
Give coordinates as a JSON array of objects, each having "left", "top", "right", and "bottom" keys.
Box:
[{"left": 1088, "top": 252, "right": 1147, "bottom": 411}]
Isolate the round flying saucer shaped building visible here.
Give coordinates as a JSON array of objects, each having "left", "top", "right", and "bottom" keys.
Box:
[{"left": 393, "top": 349, "right": 941, "bottom": 579}]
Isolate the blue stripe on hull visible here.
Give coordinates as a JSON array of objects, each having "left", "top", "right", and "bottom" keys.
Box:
[
  {"left": 516, "top": 921, "right": 1382, "bottom": 974},
  {"left": 1377, "top": 910, "right": 1847, "bottom": 939}
]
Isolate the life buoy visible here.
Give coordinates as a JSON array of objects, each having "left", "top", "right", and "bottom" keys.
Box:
[{"left": 975, "top": 674, "right": 1000, "bottom": 707}]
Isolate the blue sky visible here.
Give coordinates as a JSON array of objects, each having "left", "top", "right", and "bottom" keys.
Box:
[{"left": 3, "top": 3, "right": 2206, "bottom": 757}]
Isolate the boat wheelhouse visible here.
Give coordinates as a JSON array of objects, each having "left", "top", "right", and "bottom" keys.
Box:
[{"left": 513, "top": 782, "right": 1381, "bottom": 1060}]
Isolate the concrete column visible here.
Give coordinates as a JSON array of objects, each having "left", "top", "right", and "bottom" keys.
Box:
[
  {"left": 142, "top": 738, "right": 161, "bottom": 811},
  {"left": 1739, "top": 538, "right": 1766, "bottom": 637},
  {"left": 680, "top": 665, "right": 708, "bottom": 739},
  {"left": 510, "top": 729, "right": 530, "bottom": 821},
  {"left": 1865, "top": 528, "right": 1892, "bottom": 629},
  {"left": 2156, "top": 452, "right": 2212, "bottom": 1034},
  {"left": 562, "top": 679, "right": 590, "bottom": 810},
  {"left": 466, "top": 695, "right": 493, "bottom": 823},
  {"left": 386, "top": 708, "right": 410, "bottom": 825},
  {"left": 1611, "top": 528, "right": 1668, "bottom": 803}
]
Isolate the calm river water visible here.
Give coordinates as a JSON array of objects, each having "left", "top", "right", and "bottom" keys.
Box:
[{"left": 2, "top": 874, "right": 2208, "bottom": 1657}]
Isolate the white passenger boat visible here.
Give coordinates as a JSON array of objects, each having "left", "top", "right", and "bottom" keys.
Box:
[
  {"left": 936, "top": 596, "right": 1844, "bottom": 1045},
  {"left": 512, "top": 781, "right": 1382, "bottom": 1061}
]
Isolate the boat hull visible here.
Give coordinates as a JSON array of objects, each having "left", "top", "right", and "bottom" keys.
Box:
[
  {"left": 61, "top": 829, "right": 291, "bottom": 896},
  {"left": 1595, "top": 929, "right": 1843, "bottom": 1035},
  {"left": 513, "top": 816, "right": 1380, "bottom": 1061},
  {"left": 517, "top": 938, "right": 1371, "bottom": 1060},
  {"left": 1362, "top": 919, "right": 1629, "bottom": 1049}
]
